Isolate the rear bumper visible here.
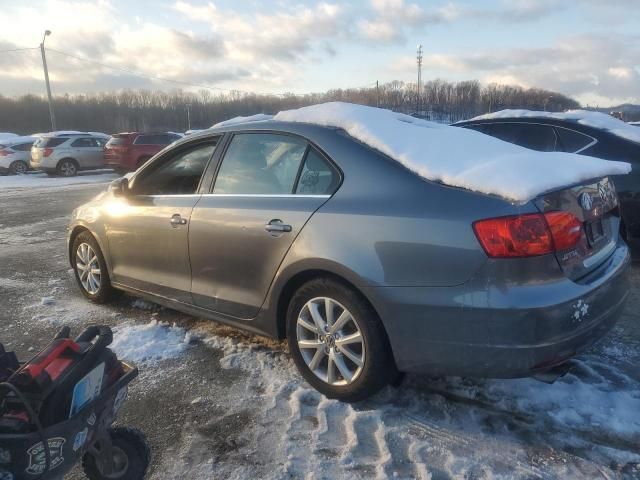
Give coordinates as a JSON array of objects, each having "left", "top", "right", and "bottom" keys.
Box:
[{"left": 364, "top": 241, "right": 631, "bottom": 377}]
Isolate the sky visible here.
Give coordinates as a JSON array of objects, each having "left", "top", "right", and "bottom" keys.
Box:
[{"left": 0, "top": 0, "right": 638, "bottom": 107}]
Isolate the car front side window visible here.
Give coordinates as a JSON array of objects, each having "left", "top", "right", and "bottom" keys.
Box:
[
  {"left": 213, "top": 133, "right": 308, "bottom": 194},
  {"left": 132, "top": 141, "right": 218, "bottom": 196}
]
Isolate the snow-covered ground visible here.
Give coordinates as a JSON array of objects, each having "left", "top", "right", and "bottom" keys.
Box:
[
  {"left": 0, "top": 170, "right": 118, "bottom": 192},
  {"left": 2, "top": 174, "right": 639, "bottom": 480}
]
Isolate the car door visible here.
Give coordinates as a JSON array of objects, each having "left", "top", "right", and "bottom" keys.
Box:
[
  {"left": 104, "top": 138, "right": 219, "bottom": 303},
  {"left": 189, "top": 132, "right": 340, "bottom": 319}
]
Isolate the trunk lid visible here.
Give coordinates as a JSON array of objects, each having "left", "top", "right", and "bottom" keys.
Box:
[{"left": 533, "top": 176, "right": 620, "bottom": 280}]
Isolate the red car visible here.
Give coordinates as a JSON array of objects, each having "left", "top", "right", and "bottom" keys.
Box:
[{"left": 104, "top": 132, "right": 183, "bottom": 173}]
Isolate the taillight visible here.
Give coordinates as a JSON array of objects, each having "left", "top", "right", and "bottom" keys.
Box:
[
  {"left": 473, "top": 212, "right": 582, "bottom": 258},
  {"left": 0, "top": 149, "right": 11, "bottom": 156},
  {"left": 43, "top": 148, "right": 53, "bottom": 157},
  {"left": 544, "top": 211, "right": 582, "bottom": 251}
]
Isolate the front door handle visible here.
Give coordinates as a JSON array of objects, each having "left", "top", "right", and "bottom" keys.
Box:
[
  {"left": 265, "top": 219, "right": 292, "bottom": 233},
  {"left": 170, "top": 214, "right": 187, "bottom": 227}
]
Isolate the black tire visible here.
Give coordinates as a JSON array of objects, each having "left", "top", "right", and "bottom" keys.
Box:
[
  {"left": 83, "top": 427, "right": 151, "bottom": 480},
  {"left": 57, "top": 158, "right": 79, "bottom": 177},
  {"left": 286, "top": 277, "right": 397, "bottom": 402},
  {"left": 9, "top": 160, "right": 28, "bottom": 174},
  {"left": 72, "top": 231, "right": 119, "bottom": 304}
]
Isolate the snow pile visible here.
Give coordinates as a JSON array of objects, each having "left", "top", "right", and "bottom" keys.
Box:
[
  {"left": 111, "top": 320, "right": 191, "bottom": 365},
  {"left": 468, "top": 109, "right": 640, "bottom": 145},
  {"left": 212, "top": 113, "right": 274, "bottom": 128},
  {"left": 274, "top": 102, "right": 631, "bottom": 203}
]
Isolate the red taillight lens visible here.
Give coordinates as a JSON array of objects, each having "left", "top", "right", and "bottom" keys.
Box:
[
  {"left": 544, "top": 211, "right": 582, "bottom": 251},
  {"left": 473, "top": 211, "right": 582, "bottom": 258},
  {"left": 43, "top": 148, "right": 53, "bottom": 157},
  {"left": 474, "top": 214, "right": 553, "bottom": 257},
  {"left": 0, "top": 149, "right": 10, "bottom": 156}
]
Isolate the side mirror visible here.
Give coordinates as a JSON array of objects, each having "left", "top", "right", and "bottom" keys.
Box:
[{"left": 108, "top": 177, "right": 129, "bottom": 197}]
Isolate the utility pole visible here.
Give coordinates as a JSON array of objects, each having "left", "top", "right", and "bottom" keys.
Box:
[
  {"left": 376, "top": 80, "right": 379, "bottom": 108},
  {"left": 416, "top": 44, "right": 423, "bottom": 113},
  {"left": 186, "top": 104, "right": 191, "bottom": 131},
  {"left": 40, "top": 30, "right": 56, "bottom": 131}
]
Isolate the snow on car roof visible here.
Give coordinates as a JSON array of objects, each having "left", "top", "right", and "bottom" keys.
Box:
[
  {"left": 274, "top": 102, "right": 631, "bottom": 203},
  {"left": 466, "top": 109, "right": 640, "bottom": 145},
  {"left": 0, "top": 132, "right": 18, "bottom": 139},
  {"left": 212, "top": 113, "right": 274, "bottom": 128}
]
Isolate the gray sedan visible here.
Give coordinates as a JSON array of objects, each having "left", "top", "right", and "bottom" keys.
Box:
[{"left": 67, "top": 121, "right": 630, "bottom": 401}]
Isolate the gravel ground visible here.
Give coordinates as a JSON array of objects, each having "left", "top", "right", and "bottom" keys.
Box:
[{"left": 1, "top": 174, "right": 639, "bottom": 479}]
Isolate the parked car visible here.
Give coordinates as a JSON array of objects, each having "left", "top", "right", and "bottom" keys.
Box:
[
  {"left": 455, "top": 110, "right": 640, "bottom": 240},
  {"left": 104, "top": 132, "right": 183, "bottom": 174},
  {"left": 30, "top": 133, "right": 109, "bottom": 176},
  {"left": 0, "top": 136, "right": 37, "bottom": 174},
  {"left": 68, "top": 104, "right": 630, "bottom": 402}
]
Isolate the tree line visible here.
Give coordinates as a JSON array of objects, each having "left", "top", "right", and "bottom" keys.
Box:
[{"left": 0, "top": 79, "right": 580, "bottom": 135}]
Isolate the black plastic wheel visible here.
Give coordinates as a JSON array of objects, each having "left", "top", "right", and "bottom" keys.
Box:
[
  {"left": 72, "top": 230, "right": 120, "bottom": 304},
  {"left": 82, "top": 427, "right": 151, "bottom": 480},
  {"left": 287, "top": 277, "right": 398, "bottom": 402}
]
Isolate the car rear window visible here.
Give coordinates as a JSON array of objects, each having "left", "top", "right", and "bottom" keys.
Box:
[
  {"left": 106, "top": 137, "right": 127, "bottom": 147},
  {"left": 37, "top": 137, "right": 67, "bottom": 148},
  {"left": 134, "top": 134, "right": 170, "bottom": 145},
  {"left": 555, "top": 127, "right": 595, "bottom": 153}
]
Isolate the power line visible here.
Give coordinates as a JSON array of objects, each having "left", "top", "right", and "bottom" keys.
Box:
[
  {"left": 0, "top": 47, "right": 38, "bottom": 54},
  {"left": 46, "top": 48, "right": 249, "bottom": 94}
]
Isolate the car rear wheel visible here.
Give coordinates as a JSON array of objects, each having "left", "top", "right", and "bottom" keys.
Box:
[
  {"left": 57, "top": 158, "right": 79, "bottom": 177},
  {"left": 72, "top": 231, "right": 119, "bottom": 303},
  {"left": 287, "top": 278, "right": 397, "bottom": 402},
  {"left": 9, "top": 160, "right": 28, "bottom": 174}
]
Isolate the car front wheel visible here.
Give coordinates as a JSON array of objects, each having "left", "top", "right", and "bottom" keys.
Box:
[
  {"left": 287, "top": 278, "right": 397, "bottom": 402},
  {"left": 72, "top": 231, "right": 118, "bottom": 303}
]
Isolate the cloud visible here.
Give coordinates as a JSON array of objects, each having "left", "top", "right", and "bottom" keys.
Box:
[{"left": 387, "top": 33, "right": 640, "bottom": 105}]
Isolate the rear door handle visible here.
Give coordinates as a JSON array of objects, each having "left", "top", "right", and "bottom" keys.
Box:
[
  {"left": 265, "top": 219, "right": 292, "bottom": 233},
  {"left": 170, "top": 214, "right": 188, "bottom": 227}
]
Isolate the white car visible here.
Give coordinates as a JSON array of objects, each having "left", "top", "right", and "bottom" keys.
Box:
[
  {"left": 0, "top": 136, "right": 37, "bottom": 174},
  {"left": 30, "top": 133, "right": 109, "bottom": 176}
]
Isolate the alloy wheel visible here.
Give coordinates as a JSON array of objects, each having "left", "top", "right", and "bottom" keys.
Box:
[
  {"left": 11, "top": 161, "right": 27, "bottom": 174},
  {"left": 76, "top": 242, "right": 101, "bottom": 294},
  {"left": 60, "top": 160, "right": 77, "bottom": 176},
  {"left": 296, "top": 297, "right": 365, "bottom": 386}
]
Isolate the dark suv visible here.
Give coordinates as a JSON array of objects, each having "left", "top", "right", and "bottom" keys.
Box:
[
  {"left": 104, "top": 132, "right": 182, "bottom": 173},
  {"left": 455, "top": 113, "right": 640, "bottom": 240}
]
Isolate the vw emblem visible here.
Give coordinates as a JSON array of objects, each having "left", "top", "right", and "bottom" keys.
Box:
[{"left": 579, "top": 192, "right": 593, "bottom": 210}]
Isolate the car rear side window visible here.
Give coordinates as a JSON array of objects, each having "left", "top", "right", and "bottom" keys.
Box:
[
  {"left": 555, "top": 127, "right": 595, "bottom": 153},
  {"left": 482, "top": 123, "right": 557, "bottom": 152},
  {"left": 134, "top": 134, "right": 170, "bottom": 145},
  {"left": 295, "top": 148, "right": 339, "bottom": 195},
  {"left": 12, "top": 142, "right": 33, "bottom": 151},
  {"left": 133, "top": 141, "right": 218, "bottom": 195},
  {"left": 38, "top": 137, "right": 67, "bottom": 148},
  {"left": 71, "top": 138, "right": 96, "bottom": 148},
  {"left": 213, "top": 133, "right": 307, "bottom": 194},
  {"left": 106, "top": 137, "right": 127, "bottom": 147}
]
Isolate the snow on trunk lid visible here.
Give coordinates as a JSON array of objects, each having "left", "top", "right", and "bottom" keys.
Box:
[{"left": 534, "top": 177, "right": 620, "bottom": 280}]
